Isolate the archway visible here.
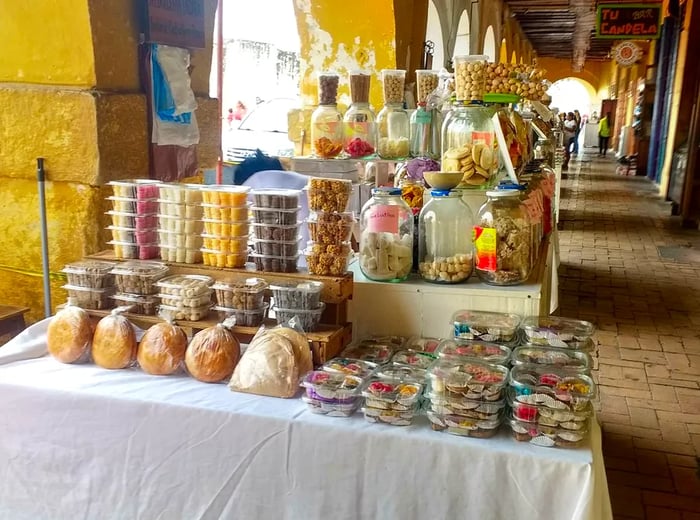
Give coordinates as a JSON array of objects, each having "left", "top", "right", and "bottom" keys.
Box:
[
  {"left": 454, "top": 10, "right": 470, "bottom": 55},
  {"left": 547, "top": 77, "right": 598, "bottom": 119},
  {"left": 483, "top": 26, "right": 496, "bottom": 61},
  {"left": 425, "top": 0, "right": 445, "bottom": 68}
]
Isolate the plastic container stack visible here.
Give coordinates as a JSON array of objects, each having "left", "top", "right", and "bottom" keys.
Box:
[
  {"left": 305, "top": 177, "right": 354, "bottom": 276},
  {"left": 61, "top": 260, "right": 117, "bottom": 310},
  {"left": 361, "top": 375, "right": 423, "bottom": 426},
  {"left": 110, "top": 260, "right": 169, "bottom": 315},
  {"left": 200, "top": 186, "right": 251, "bottom": 268},
  {"left": 155, "top": 274, "right": 214, "bottom": 321},
  {"left": 301, "top": 371, "right": 364, "bottom": 417},
  {"left": 270, "top": 280, "right": 325, "bottom": 332},
  {"left": 250, "top": 189, "right": 301, "bottom": 273},
  {"left": 212, "top": 277, "right": 268, "bottom": 327},
  {"left": 107, "top": 180, "right": 160, "bottom": 260},
  {"left": 158, "top": 184, "right": 204, "bottom": 264}
]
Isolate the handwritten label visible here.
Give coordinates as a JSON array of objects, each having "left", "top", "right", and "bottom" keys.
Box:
[
  {"left": 596, "top": 4, "right": 662, "bottom": 39},
  {"left": 147, "top": 0, "right": 206, "bottom": 49},
  {"left": 367, "top": 205, "right": 399, "bottom": 234}
]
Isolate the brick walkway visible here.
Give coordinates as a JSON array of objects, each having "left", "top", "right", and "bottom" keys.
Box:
[{"left": 557, "top": 153, "right": 700, "bottom": 519}]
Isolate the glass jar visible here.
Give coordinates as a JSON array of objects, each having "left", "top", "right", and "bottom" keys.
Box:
[
  {"left": 474, "top": 189, "right": 532, "bottom": 285},
  {"left": 377, "top": 104, "right": 410, "bottom": 159},
  {"left": 410, "top": 106, "right": 442, "bottom": 159},
  {"left": 418, "top": 190, "right": 474, "bottom": 284},
  {"left": 311, "top": 105, "right": 343, "bottom": 158},
  {"left": 359, "top": 187, "right": 414, "bottom": 282},
  {"left": 442, "top": 104, "right": 498, "bottom": 189},
  {"left": 343, "top": 72, "right": 377, "bottom": 158}
]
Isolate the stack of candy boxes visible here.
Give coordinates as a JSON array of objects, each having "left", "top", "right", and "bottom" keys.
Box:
[
  {"left": 107, "top": 180, "right": 160, "bottom": 260},
  {"left": 299, "top": 312, "right": 598, "bottom": 449},
  {"left": 158, "top": 184, "right": 204, "bottom": 264},
  {"left": 201, "top": 186, "right": 250, "bottom": 268},
  {"left": 250, "top": 189, "right": 302, "bottom": 273}
]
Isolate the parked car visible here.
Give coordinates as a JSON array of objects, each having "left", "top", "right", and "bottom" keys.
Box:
[{"left": 224, "top": 98, "right": 297, "bottom": 162}]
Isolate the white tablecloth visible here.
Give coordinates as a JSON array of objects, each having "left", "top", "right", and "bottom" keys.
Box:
[{"left": 0, "top": 322, "right": 611, "bottom": 520}]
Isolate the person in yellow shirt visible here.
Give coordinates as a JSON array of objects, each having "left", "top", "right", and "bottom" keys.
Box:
[{"left": 598, "top": 112, "right": 612, "bottom": 157}]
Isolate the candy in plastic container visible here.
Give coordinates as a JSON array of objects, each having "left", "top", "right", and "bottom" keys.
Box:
[
  {"left": 322, "top": 357, "right": 378, "bottom": 379},
  {"left": 436, "top": 339, "right": 511, "bottom": 365},
  {"left": 390, "top": 349, "right": 437, "bottom": 369},
  {"left": 92, "top": 308, "right": 137, "bottom": 369},
  {"left": 185, "top": 322, "right": 241, "bottom": 383},
  {"left": 426, "top": 391, "right": 506, "bottom": 421},
  {"left": 62, "top": 260, "right": 116, "bottom": 289},
  {"left": 428, "top": 359, "right": 509, "bottom": 401},
  {"left": 452, "top": 309, "right": 521, "bottom": 344},
  {"left": 301, "top": 371, "right": 363, "bottom": 404},
  {"left": 511, "top": 345, "right": 592, "bottom": 372},
  {"left": 270, "top": 280, "right": 323, "bottom": 310},
  {"left": 520, "top": 316, "right": 595, "bottom": 349},
  {"left": 111, "top": 261, "right": 169, "bottom": 295},
  {"left": 427, "top": 411, "right": 502, "bottom": 438},
  {"left": 508, "top": 417, "right": 590, "bottom": 448},
  {"left": 507, "top": 388, "right": 593, "bottom": 429},
  {"left": 509, "top": 365, "right": 596, "bottom": 412},
  {"left": 404, "top": 336, "right": 441, "bottom": 353},
  {"left": 362, "top": 377, "right": 423, "bottom": 411},
  {"left": 361, "top": 335, "right": 406, "bottom": 349},
  {"left": 302, "top": 395, "right": 359, "bottom": 417},
  {"left": 376, "top": 364, "right": 427, "bottom": 383},
  {"left": 361, "top": 406, "right": 417, "bottom": 426},
  {"left": 47, "top": 305, "right": 93, "bottom": 364},
  {"left": 341, "top": 342, "right": 392, "bottom": 364}
]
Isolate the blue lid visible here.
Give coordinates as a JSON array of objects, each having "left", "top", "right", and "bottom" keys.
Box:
[
  {"left": 497, "top": 183, "right": 526, "bottom": 191},
  {"left": 372, "top": 187, "right": 401, "bottom": 196},
  {"left": 430, "top": 189, "right": 452, "bottom": 197}
]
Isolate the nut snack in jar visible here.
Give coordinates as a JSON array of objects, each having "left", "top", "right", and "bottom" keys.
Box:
[
  {"left": 322, "top": 357, "right": 378, "bottom": 379},
  {"left": 271, "top": 302, "right": 325, "bottom": 332},
  {"left": 359, "top": 187, "right": 414, "bottom": 282},
  {"left": 428, "top": 359, "right": 509, "bottom": 401},
  {"left": 521, "top": 316, "right": 595, "bottom": 349},
  {"left": 474, "top": 189, "right": 532, "bottom": 285},
  {"left": 453, "top": 55, "right": 488, "bottom": 103},
  {"left": 111, "top": 261, "right": 169, "bottom": 295},
  {"left": 509, "top": 365, "right": 596, "bottom": 412},
  {"left": 377, "top": 69, "right": 409, "bottom": 160},
  {"left": 62, "top": 260, "right": 116, "bottom": 289},
  {"left": 418, "top": 189, "right": 474, "bottom": 283},
  {"left": 511, "top": 345, "right": 592, "bottom": 372},
  {"left": 311, "top": 72, "right": 343, "bottom": 158},
  {"left": 213, "top": 277, "right": 267, "bottom": 310},
  {"left": 270, "top": 280, "right": 323, "bottom": 309},
  {"left": 343, "top": 72, "right": 376, "bottom": 158},
  {"left": 307, "top": 177, "right": 352, "bottom": 213},
  {"left": 452, "top": 309, "right": 521, "bottom": 344},
  {"left": 62, "top": 285, "right": 115, "bottom": 310},
  {"left": 411, "top": 70, "right": 442, "bottom": 159},
  {"left": 436, "top": 339, "right": 511, "bottom": 366}
]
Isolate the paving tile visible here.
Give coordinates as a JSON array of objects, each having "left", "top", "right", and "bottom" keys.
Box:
[
  {"left": 670, "top": 466, "right": 700, "bottom": 497},
  {"left": 629, "top": 407, "right": 660, "bottom": 429}
]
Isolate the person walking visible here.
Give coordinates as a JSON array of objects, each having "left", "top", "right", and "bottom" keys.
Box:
[
  {"left": 562, "top": 112, "right": 577, "bottom": 170},
  {"left": 572, "top": 110, "right": 582, "bottom": 154},
  {"left": 598, "top": 112, "right": 611, "bottom": 156}
]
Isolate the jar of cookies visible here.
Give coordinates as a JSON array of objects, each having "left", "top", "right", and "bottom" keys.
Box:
[
  {"left": 442, "top": 104, "right": 498, "bottom": 189},
  {"left": 311, "top": 72, "right": 343, "bottom": 159},
  {"left": 343, "top": 72, "right": 377, "bottom": 158},
  {"left": 473, "top": 188, "right": 532, "bottom": 286},
  {"left": 418, "top": 190, "right": 474, "bottom": 284},
  {"left": 376, "top": 70, "right": 409, "bottom": 160},
  {"left": 359, "top": 187, "right": 414, "bottom": 282}
]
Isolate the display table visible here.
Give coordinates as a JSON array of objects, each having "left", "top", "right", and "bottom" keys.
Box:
[
  {"left": 0, "top": 322, "right": 610, "bottom": 520},
  {"left": 348, "top": 237, "right": 559, "bottom": 339}
]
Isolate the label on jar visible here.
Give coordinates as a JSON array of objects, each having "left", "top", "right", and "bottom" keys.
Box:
[
  {"left": 473, "top": 226, "right": 497, "bottom": 271},
  {"left": 367, "top": 205, "right": 399, "bottom": 233},
  {"left": 415, "top": 110, "right": 432, "bottom": 124},
  {"left": 471, "top": 131, "right": 494, "bottom": 146}
]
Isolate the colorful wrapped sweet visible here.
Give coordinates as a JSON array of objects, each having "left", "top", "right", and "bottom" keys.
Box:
[{"left": 300, "top": 371, "right": 363, "bottom": 417}]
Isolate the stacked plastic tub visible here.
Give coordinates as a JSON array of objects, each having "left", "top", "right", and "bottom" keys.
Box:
[
  {"left": 250, "top": 189, "right": 301, "bottom": 272},
  {"left": 157, "top": 184, "right": 204, "bottom": 264},
  {"left": 155, "top": 274, "right": 214, "bottom": 321},
  {"left": 506, "top": 316, "right": 597, "bottom": 448},
  {"left": 201, "top": 186, "right": 251, "bottom": 268},
  {"left": 212, "top": 277, "right": 268, "bottom": 327},
  {"left": 305, "top": 177, "right": 355, "bottom": 276},
  {"left": 61, "top": 260, "right": 117, "bottom": 310},
  {"left": 107, "top": 180, "right": 160, "bottom": 259},
  {"left": 270, "top": 280, "right": 325, "bottom": 331},
  {"left": 110, "top": 260, "right": 169, "bottom": 315}
]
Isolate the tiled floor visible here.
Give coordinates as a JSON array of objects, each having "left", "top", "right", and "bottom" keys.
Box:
[{"left": 557, "top": 152, "right": 700, "bottom": 519}]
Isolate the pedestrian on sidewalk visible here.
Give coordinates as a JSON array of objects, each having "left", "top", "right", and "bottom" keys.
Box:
[
  {"left": 562, "top": 112, "right": 577, "bottom": 170},
  {"left": 572, "top": 110, "right": 582, "bottom": 154},
  {"left": 598, "top": 112, "right": 611, "bottom": 156}
]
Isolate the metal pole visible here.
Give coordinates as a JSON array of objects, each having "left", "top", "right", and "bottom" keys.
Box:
[
  {"left": 37, "top": 158, "right": 52, "bottom": 318},
  {"left": 216, "top": 0, "right": 224, "bottom": 185}
]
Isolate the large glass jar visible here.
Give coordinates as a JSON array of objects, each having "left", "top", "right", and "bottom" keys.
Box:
[
  {"left": 359, "top": 187, "right": 414, "bottom": 282},
  {"left": 377, "top": 104, "right": 410, "bottom": 159},
  {"left": 311, "top": 105, "right": 343, "bottom": 158},
  {"left": 473, "top": 189, "right": 532, "bottom": 285},
  {"left": 343, "top": 72, "right": 377, "bottom": 158},
  {"left": 410, "top": 106, "right": 442, "bottom": 159},
  {"left": 418, "top": 190, "right": 474, "bottom": 284},
  {"left": 442, "top": 104, "right": 498, "bottom": 189}
]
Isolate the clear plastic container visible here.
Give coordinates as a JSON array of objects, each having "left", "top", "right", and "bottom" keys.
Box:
[
  {"left": 270, "top": 280, "right": 323, "bottom": 309},
  {"left": 511, "top": 345, "right": 592, "bottom": 371},
  {"left": 452, "top": 309, "right": 521, "bottom": 343},
  {"left": 202, "top": 219, "right": 250, "bottom": 237},
  {"left": 302, "top": 395, "right": 359, "bottom": 417},
  {"left": 410, "top": 105, "right": 442, "bottom": 159},
  {"left": 108, "top": 211, "right": 157, "bottom": 230},
  {"left": 306, "top": 241, "right": 351, "bottom": 257},
  {"left": 307, "top": 177, "right": 353, "bottom": 213},
  {"left": 200, "top": 185, "right": 250, "bottom": 206},
  {"left": 341, "top": 343, "right": 393, "bottom": 364},
  {"left": 159, "top": 245, "right": 202, "bottom": 264},
  {"left": 251, "top": 222, "right": 300, "bottom": 241},
  {"left": 390, "top": 349, "right": 437, "bottom": 370},
  {"left": 404, "top": 336, "right": 441, "bottom": 353},
  {"left": 361, "top": 406, "right": 418, "bottom": 426},
  {"left": 418, "top": 189, "right": 474, "bottom": 283},
  {"left": 272, "top": 303, "right": 325, "bottom": 331},
  {"left": 213, "top": 277, "right": 267, "bottom": 310},
  {"left": 427, "top": 392, "right": 506, "bottom": 421},
  {"left": 158, "top": 200, "right": 202, "bottom": 219},
  {"left": 427, "top": 411, "right": 501, "bottom": 438},
  {"left": 322, "top": 357, "right": 378, "bottom": 379},
  {"left": 428, "top": 359, "right": 509, "bottom": 401},
  {"left": 415, "top": 70, "right": 439, "bottom": 104},
  {"left": 360, "top": 335, "right": 406, "bottom": 349},
  {"left": 251, "top": 206, "right": 299, "bottom": 226},
  {"left": 108, "top": 179, "right": 160, "bottom": 199},
  {"left": 155, "top": 274, "right": 214, "bottom": 297},
  {"left": 157, "top": 183, "right": 203, "bottom": 204},
  {"left": 158, "top": 290, "right": 213, "bottom": 309},
  {"left": 301, "top": 371, "right": 363, "bottom": 404},
  {"left": 252, "top": 188, "right": 301, "bottom": 209},
  {"left": 62, "top": 260, "right": 116, "bottom": 289},
  {"left": 359, "top": 187, "right": 414, "bottom": 282},
  {"left": 304, "top": 248, "right": 350, "bottom": 276},
  {"left": 108, "top": 196, "right": 158, "bottom": 214},
  {"left": 307, "top": 210, "right": 355, "bottom": 245},
  {"left": 436, "top": 339, "right": 511, "bottom": 365},
  {"left": 111, "top": 293, "right": 158, "bottom": 315},
  {"left": 62, "top": 285, "right": 115, "bottom": 310},
  {"left": 381, "top": 69, "right": 406, "bottom": 104},
  {"left": 200, "top": 235, "right": 249, "bottom": 254},
  {"left": 453, "top": 55, "right": 488, "bottom": 102},
  {"left": 251, "top": 252, "right": 298, "bottom": 273},
  {"left": 311, "top": 104, "right": 344, "bottom": 159},
  {"left": 317, "top": 71, "right": 340, "bottom": 106},
  {"left": 110, "top": 226, "right": 158, "bottom": 245},
  {"left": 508, "top": 417, "right": 589, "bottom": 448},
  {"left": 109, "top": 241, "right": 159, "bottom": 260},
  {"left": 201, "top": 250, "right": 248, "bottom": 269},
  {"left": 158, "top": 230, "right": 202, "bottom": 249},
  {"left": 508, "top": 389, "right": 593, "bottom": 429},
  {"left": 158, "top": 214, "right": 204, "bottom": 234},
  {"left": 158, "top": 303, "right": 210, "bottom": 321},
  {"left": 213, "top": 304, "right": 268, "bottom": 327},
  {"left": 201, "top": 204, "right": 250, "bottom": 222},
  {"left": 521, "top": 316, "right": 596, "bottom": 348},
  {"left": 376, "top": 365, "right": 427, "bottom": 383},
  {"left": 111, "top": 261, "right": 169, "bottom": 295},
  {"left": 253, "top": 237, "right": 300, "bottom": 257},
  {"left": 362, "top": 377, "right": 423, "bottom": 411},
  {"left": 509, "top": 365, "right": 596, "bottom": 411},
  {"left": 474, "top": 189, "right": 532, "bottom": 285}
]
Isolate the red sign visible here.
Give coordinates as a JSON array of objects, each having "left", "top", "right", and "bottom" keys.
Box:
[{"left": 146, "top": 0, "right": 206, "bottom": 49}]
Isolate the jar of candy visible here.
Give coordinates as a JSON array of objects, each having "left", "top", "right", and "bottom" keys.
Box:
[
  {"left": 343, "top": 72, "right": 377, "bottom": 158},
  {"left": 359, "top": 187, "right": 414, "bottom": 282},
  {"left": 419, "top": 190, "right": 474, "bottom": 283},
  {"left": 311, "top": 72, "right": 343, "bottom": 158},
  {"left": 474, "top": 188, "right": 532, "bottom": 285}
]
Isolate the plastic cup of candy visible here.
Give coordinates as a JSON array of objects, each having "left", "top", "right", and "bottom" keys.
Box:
[
  {"left": 340, "top": 343, "right": 393, "bottom": 364},
  {"left": 404, "top": 336, "right": 441, "bottom": 353},
  {"left": 158, "top": 214, "right": 203, "bottom": 234},
  {"left": 159, "top": 245, "right": 202, "bottom": 264},
  {"left": 158, "top": 230, "right": 203, "bottom": 250},
  {"left": 157, "top": 183, "right": 203, "bottom": 204},
  {"left": 253, "top": 238, "right": 300, "bottom": 257},
  {"left": 201, "top": 250, "right": 249, "bottom": 269},
  {"left": 108, "top": 179, "right": 160, "bottom": 199}
]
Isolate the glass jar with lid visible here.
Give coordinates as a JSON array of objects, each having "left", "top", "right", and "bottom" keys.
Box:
[
  {"left": 359, "top": 187, "right": 414, "bottom": 282},
  {"left": 442, "top": 103, "right": 498, "bottom": 189},
  {"left": 377, "top": 70, "right": 410, "bottom": 159},
  {"left": 418, "top": 190, "right": 474, "bottom": 284},
  {"left": 473, "top": 188, "right": 532, "bottom": 285},
  {"left": 410, "top": 70, "right": 442, "bottom": 159},
  {"left": 343, "top": 72, "right": 377, "bottom": 158},
  {"left": 310, "top": 72, "right": 343, "bottom": 158}
]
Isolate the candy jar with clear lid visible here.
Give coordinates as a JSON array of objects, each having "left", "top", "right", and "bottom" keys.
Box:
[
  {"left": 310, "top": 72, "right": 343, "bottom": 158},
  {"left": 418, "top": 190, "right": 474, "bottom": 284},
  {"left": 359, "top": 187, "right": 414, "bottom": 282},
  {"left": 410, "top": 70, "right": 442, "bottom": 159},
  {"left": 343, "top": 72, "right": 377, "bottom": 158},
  {"left": 473, "top": 188, "right": 532, "bottom": 285},
  {"left": 376, "top": 70, "right": 409, "bottom": 159}
]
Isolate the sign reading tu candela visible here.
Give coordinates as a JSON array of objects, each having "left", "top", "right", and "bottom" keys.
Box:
[{"left": 596, "top": 4, "right": 662, "bottom": 39}]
